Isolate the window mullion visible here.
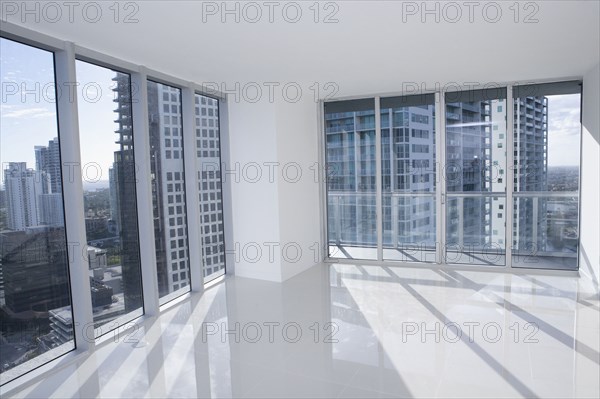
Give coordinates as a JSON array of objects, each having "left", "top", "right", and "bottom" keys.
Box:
[
  {"left": 131, "top": 69, "right": 160, "bottom": 316},
  {"left": 55, "top": 41, "right": 94, "bottom": 351}
]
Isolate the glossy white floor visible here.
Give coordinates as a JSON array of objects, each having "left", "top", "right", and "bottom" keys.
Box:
[{"left": 6, "top": 264, "right": 600, "bottom": 398}]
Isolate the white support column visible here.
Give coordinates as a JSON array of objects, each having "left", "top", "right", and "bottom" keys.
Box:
[
  {"left": 436, "top": 92, "right": 446, "bottom": 264},
  {"left": 131, "top": 68, "right": 160, "bottom": 316},
  {"left": 54, "top": 42, "right": 94, "bottom": 351},
  {"left": 506, "top": 86, "right": 515, "bottom": 268},
  {"left": 375, "top": 97, "right": 383, "bottom": 261},
  {"left": 182, "top": 87, "right": 205, "bottom": 293}
]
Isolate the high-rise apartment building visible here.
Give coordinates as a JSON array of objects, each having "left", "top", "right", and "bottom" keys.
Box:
[
  {"left": 325, "top": 109, "right": 378, "bottom": 246},
  {"left": 111, "top": 74, "right": 143, "bottom": 312},
  {"left": 108, "top": 167, "right": 120, "bottom": 234},
  {"left": 382, "top": 104, "right": 436, "bottom": 248},
  {"left": 34, "top": 137, "right": 61, "bottom": 195},
  {"left": 445, "top": 98, "right": 494, "bottom": 253},
  {"left": 513, "top": 96, "right": 549, "bottom": 253},
  {"left": 32, "top": 138, "right": 64, "bottom": 229},
  {"left": 325, "top": 105, "right": 438, "bottom": 250},
  {"left": 4, "top": 162, "right": 47, "bottom": 231},
  {"left": 195, "top": 95, "right": 226, "bottom": 279},
  {"left": 148, "top": 82, "right": 190, "bottom": 296},
  {"left": 145, "top": 85, "right": 227, "bottom": 295}
]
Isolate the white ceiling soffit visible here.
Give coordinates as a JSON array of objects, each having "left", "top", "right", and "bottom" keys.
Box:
[{"left": 2, "top": 0, "right": 599, "bottom": 97}]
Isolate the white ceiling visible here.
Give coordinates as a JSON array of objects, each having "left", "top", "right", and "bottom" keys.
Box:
[{"left": 4, "top": 1, "right": 599, "bottom": 97}]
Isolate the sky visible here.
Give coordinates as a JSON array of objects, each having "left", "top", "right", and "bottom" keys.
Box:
[
  {"left": 1, "top": 38, "right": 59, "bottom": 170},
  {"left": 75, "top": 60, "right": 124, "bottom": 183},
  {"left": 545, "top": 94, "right": 581, "bottom": 167},
  {"left": 1, "top": 37, "right": 122, "bottom": 188}
]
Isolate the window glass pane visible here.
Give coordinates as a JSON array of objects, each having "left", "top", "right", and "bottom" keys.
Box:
[
  {"left": 0, "top": 38, "right": 74, "bottom": 384},
  {"left": 445, "top": 89, "right": 507, "bottom": 266},
  {"left": 147, "top": 81, "right": 191, "bottom": 303},
  {"left": 325, "top": 100, "right": 377, "bottom": 260},
  {"left": 76, "top": 61, "right": 143, "bottom": 335},
  {"left": 194, "top": 94, "right": 226, "bottom": 282},
  {"left": 512, "top": 85, "right": 581, "bottom": 270},
  {"left": 381, "top": 96, "right": 436, "bottom": 262}
]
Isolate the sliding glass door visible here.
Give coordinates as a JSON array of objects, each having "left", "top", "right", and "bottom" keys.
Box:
[
  {"left": 512, "top": 82, "right": 581, "bottom": 270},
  {"left": 324, "top": 99, "right": 378, "bottom": 260},
  {"left": 444, "top": 88, "right": 507, "bottom": 266},
  {"left": 324, "top": 82, "right": 581, "bottom": 271},
  {"left": 380, "top": 94, "right": 437, "bottom": 263}
]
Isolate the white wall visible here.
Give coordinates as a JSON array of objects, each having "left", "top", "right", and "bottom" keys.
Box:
[
  {"left": 275, "top": 98, "right": 322, "bottom": 281},
  {"left": 226, "top": 94, "right": 322, "bottom": 282},
  {"left": 580, "top": 63, "right": 600, "bottom": 294},
  {"left": 226, "top": 99, "right": 283, "bottom": 281},
  {"left": 225, "top": 93, "right": 322, "bottom": 282}
]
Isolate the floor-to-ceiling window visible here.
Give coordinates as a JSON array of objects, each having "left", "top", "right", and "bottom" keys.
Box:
[
  {"left": 325, "top": 99, "right": 378, "bottom": 260},
  {"left": 445, "top": 88, "right": 507, "bottom": 266},
  {"left": 324, "top": 82, "right": 582, "bottom": 270},
  {"left": 147, "top": 81, "right": 191, "bottom": 304},
  {"left": 512, "top": 82, "right": 581, "bottom": 270},
  {"left": 381, "top": 94, "right": 437, "bottom": 263},
  {"left": 0, "top": 38, "right": 74, "bottom": 384},
  {"left": 76, "top": 61, "right": 144, "bottom": 335},
  {"left": 194, "top": 94, "right": 226, "bottom": 282},
  {"left": 0, "top": 26, "right": 229, "bottom": 388}
]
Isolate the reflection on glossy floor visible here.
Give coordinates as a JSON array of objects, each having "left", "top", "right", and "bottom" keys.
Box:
[{"left": 9, "top": 264, "right": 600, "bottom": 398}]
